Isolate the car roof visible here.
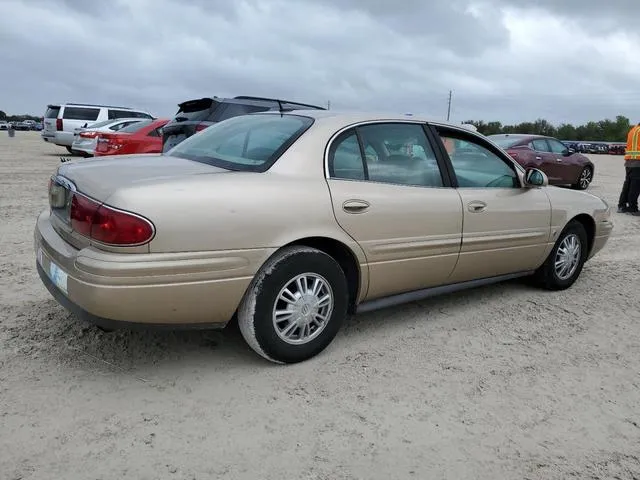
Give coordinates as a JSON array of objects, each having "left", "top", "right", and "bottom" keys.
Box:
[{"left": 253, "top": 109, "right": 474, "bottom": 130}]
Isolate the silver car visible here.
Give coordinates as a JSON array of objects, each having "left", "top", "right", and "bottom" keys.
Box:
[{"left": 70, "top": 118, "right": 144, "bottom": 156}]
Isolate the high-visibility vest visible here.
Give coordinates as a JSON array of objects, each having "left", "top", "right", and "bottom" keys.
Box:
[{"left": 625, "top": 125, "right": 640, "bottom": 160}]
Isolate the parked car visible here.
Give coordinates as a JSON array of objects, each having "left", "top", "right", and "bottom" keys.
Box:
[
  {"left": 161, "top": 95, "right": 325, "bottom": 152},
  {"left": 609, "top": 144, "right": 626, "bottom": 155},
  {"left": 71, "top": 118, "right": 145, "bottom": 157},
  {"left": 488, "top": 134, "right": 595, "bottom": 190},
  {"left": 41, "top": 103, "right": 155, "bottom": 153},
  {"left": 0, "top": 121, "right": 8, "bottom": 130},
  {"left": 35, "top": 111, "right": 613, "bottom": 364},
  {"left": 93, "top": 118, "right": 168, "bottom": 156}
]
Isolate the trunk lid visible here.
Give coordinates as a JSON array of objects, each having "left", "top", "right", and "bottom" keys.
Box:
[
  {"left": 43, "top": 104, "right": 60, "bottom": 135},
  {"left": 56, "top": 154, "right": 229, "bottom": 202}
]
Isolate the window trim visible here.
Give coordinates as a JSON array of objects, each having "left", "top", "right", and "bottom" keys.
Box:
[
  {"left": 428, "top": 123, "right": 525, "bottom": 189},
  {"left": 324, "top": 120, "right": 452, "bottom": 189}
]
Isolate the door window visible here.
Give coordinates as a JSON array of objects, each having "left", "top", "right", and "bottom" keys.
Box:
[
  {"left": 437, "top": 129, "right": 520, "bottom": 188},
  {"left": 547, "top": 138, "right": 569, "bottom": 154},
  {"left": 531, "top": 139, "right": 551, "bottom": 152},
  {"left": 329, "top": 123, "right": 444, "bottom": 188}
]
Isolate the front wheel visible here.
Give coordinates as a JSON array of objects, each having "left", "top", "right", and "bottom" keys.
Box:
[
  {"left": 237, "top": 246, "right": 349, "bottom": 364},
  {"left": 532, "top": 220, "right": 588, "bottom": 290},
  {"left": 573, "top": 166, "right": 593, "bottom": 190}
]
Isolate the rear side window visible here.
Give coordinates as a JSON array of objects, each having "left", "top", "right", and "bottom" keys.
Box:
[
  {"left": 168, "top": 114, "right": 314, "bottom": 172},
  {"left": 531, "top": 139, "right": 550, "bottom": 152},
  {"left": 214, "top": 103, "right": 272, "bottom": 122},
  {"left": 45, "top": 106, "right": 60, "bottom": 118},
  {"left": 63, "top": 107, "right": 100, "bottom": 121},
  {"left": 118, "top": 119, "right": 154, "bottom": 133}
]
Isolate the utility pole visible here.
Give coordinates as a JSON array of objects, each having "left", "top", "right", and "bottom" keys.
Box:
[
  {"left": 327, "top": 100, "right": 331, "bottom": 110},
  {"left": 446, "top": 90, "right": 452, "bottom": 121}
]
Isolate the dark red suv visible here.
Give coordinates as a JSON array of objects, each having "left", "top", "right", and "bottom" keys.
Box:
[{"left": 488, "top": 134, "right": 595, "bottom": 190}]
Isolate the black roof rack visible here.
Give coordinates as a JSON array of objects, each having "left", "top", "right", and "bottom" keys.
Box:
[
  {"left": 65, "top": 103, "right": 136, "bottom": 109},
  {"left": 233, "top": 96, "right": 325, "bottom": 110}
]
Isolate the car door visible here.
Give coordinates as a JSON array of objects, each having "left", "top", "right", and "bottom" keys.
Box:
[
  {"left": 430, "top": 125, "right": 551, "bottom": 283},
  {"left": 547, "top": 138, "right": 582, "bottom": 183},
  {"left": 326, "top": 122, "right": 463, "bottom": 301},
  {"left": 528, "top": 138, "right": 561, "bottom": 184}
]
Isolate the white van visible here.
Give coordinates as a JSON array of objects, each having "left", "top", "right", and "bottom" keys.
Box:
[{"left": 42, "top": 103, "right": 154, "bottom": 152}]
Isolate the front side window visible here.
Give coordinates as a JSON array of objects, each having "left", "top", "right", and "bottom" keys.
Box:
[
  {"left": 531, "top": 139, "right": 550, "bottom": 152},
  {"left": 437, "top": 129, "right": 520, "bottom": 188},
  {"left": 329, "top": 123, "right": 444, "bottom": 188},
  {"left": 168, "top": 114, "right": 314, "bottom": 171},
  {"left": 547, "top": 138, "right": 568, "bottom": 154}
]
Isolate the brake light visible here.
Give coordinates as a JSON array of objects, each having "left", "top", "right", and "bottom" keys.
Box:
[
  {"left": 69, "top": 193, "right": 154, "bottom": 245},
  {"left": 56, "top": 118, "right": 63, "bottom": 131},
  {"left": 195, "top": 123, "right": 209, "bottom": 132},
  {"left": 79, "top": 131, "right": 98, "bottom": 138}
]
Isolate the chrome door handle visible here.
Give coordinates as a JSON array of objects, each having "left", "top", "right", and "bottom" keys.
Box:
[
  {"left": 556, "top": 158, "right": 563, "bottom": 162},
  {"left": 467, "top": 201, "right": 487, "bottom": 213},
  {"left": 343, "top": 199, "right": 370, "bottom": 214},
  {"left": 535, "top": 156, "right": 542, "bottom": 160}
]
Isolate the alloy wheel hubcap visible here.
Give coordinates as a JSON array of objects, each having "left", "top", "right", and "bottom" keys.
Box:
[
  {"left": 580, "top": 169, "right": 592, "bottom": 188},
  {"left": 554, "top": 233, "right": 581, "bottom": 280},
  {"left": 272, "top": 273, "right": 334, "bottom": 345}
]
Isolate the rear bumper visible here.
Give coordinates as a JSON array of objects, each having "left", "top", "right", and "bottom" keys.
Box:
[{"left": 34, "top": 209, "right": 270, "bottom": 329}]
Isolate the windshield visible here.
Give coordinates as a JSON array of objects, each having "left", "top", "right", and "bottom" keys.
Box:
[
  {"left": 489, "top": 135, "right": 526, "bottom": 149},
  {"left": 86, "top": 119, "right": 117, "bottom": 129},
  {"left": 167, "top": 114, "right": 314, "bottom": 171}
]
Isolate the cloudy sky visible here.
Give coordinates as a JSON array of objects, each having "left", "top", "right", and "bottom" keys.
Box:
[{"left": 1, "top": 0, "right": 638, "bottom": 125}]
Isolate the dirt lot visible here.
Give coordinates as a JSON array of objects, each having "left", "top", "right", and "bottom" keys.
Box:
[{"left": 1, "top": 132, "right": 639, "bottom": 480}]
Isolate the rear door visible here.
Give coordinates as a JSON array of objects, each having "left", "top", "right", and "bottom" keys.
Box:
[
  {"left": 431, "top": 125, "right": 551, "bottom": 283},
  {"left": 547, "top": 137, "right": 582, "bottom": 183},
  {"left": 326, "top": 121, "right": 463, "bottom": 301}
]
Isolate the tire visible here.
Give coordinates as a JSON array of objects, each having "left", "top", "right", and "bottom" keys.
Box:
[
  {"left": 65, "top": 146, "right": 74, "bottom": 154},
  {"left": 532, "top": 220, "right": 588, "bottom": 290},
  {"left": 237, "top": 245, "right": 349, "bottom": 364},
  {"left": 573, "top": 166, "right": 593, "bottom": 190}
]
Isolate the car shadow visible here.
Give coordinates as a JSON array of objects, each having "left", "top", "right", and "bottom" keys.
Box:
[{"left": 11, "top": 278, "right": 536, "bottom": 376}]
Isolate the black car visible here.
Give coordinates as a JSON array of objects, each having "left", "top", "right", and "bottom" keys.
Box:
[{"left": 161, "top": 95, "right": 326, "bottom": 152}]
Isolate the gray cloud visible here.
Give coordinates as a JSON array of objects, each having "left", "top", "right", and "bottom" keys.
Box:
[{"left": 0, "top": 0, "right": 638, "bottom": 125}]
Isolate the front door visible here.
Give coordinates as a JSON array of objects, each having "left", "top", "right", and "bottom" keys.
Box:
[
  {"left": 326, "top": 122, "right": 463, "bottom": 301},
  {"left": 432, "top": 125, "right": 552, "bottom": 283}
]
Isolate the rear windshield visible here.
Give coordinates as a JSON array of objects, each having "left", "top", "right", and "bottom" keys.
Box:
[
  {"left": 168, "top": 114, "right": 314, "bottom": 172},
  {"left": 85, "top": 119, "right": 116, "bottom": 129},
  {"left": 45, "top": 106, "right": 60, "bottom": 118},
  {"left": 118, "top": 119, "right": 154, "bottom": 133},
  {"left": 489, "top": 136, "right": 526, "bottom": 149},
  {"left": 108, "top": 109, "right": 153, "bottom": 120},
  {"left": 173, "top": 98, "right": 217, "bottom": 122},
  {"left": 214, "top": 103, "right": 271, "bottom": 122},
  {"left": 63, "top": 107, "right": 100, "bottom": 121}
]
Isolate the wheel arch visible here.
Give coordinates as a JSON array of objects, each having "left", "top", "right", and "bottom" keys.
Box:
[
  {"left": 568, "top": 213, "right": 596, "bottom": 256},
  {"left": 281, "top": 236, "right": 364, "bottom": 315}
]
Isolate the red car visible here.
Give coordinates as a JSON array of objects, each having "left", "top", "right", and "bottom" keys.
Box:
[
  {"left": 94, "top": 118, "right": 169, "bottom": 157},
  {"left": 488, "top": 134, "right": 595, "bottom": 190}
]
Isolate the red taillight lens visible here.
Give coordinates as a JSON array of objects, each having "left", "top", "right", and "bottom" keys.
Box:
[
  {"left": 70, "top": 193, "right": 99, "bottom": 237},
  {"left": 79, "top": 131, "right": 97, "bottom": 138},
  {"left": 69, "top": 193, "right": 154, "bottom": 245},
  {"left": 56, "top": 118, "right": 63, "bottom": 131},
  {"left": 195, "top": 123, "right": 209, "bottom": 132}
]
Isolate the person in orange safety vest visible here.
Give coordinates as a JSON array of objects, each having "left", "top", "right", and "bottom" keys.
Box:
[{"left": 617, "top": 123, "right": 640, "bottom": 215}]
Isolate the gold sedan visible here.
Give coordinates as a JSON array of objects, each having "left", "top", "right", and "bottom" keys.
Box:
[{"left": 34, "top": 111, "right": 613, "bottom": 363}]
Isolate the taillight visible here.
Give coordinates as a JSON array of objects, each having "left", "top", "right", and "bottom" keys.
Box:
[
  {"left": 195, "top": 123, "right": 209, "bottom": 132},
  {"left": 69, "top": 192, "right": 154, "bottom": 246},
  {"left": 56, "top": 118, "right": 63, "bottom": 131},
  {"left": 79, "top": 131, "right": 98, "bottom": 138}
]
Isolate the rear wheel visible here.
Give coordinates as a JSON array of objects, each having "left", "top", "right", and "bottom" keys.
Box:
[
  {"left": 532, "top": 220, "right": 588, "bottom": 290},
  {"left": 573, "top": 166, "right": 593, "bottom": 190},
  {"left": 237, "top": 246, "right": 349, "bottom": 364}
]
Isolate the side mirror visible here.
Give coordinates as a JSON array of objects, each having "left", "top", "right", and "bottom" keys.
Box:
[{"left": 524, "top": 168, "right": 548, "bottom": 187}]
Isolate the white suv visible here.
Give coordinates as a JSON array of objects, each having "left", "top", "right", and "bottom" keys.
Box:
[{"left": 42, "top": 103, "right": 154, "bottom": 153}]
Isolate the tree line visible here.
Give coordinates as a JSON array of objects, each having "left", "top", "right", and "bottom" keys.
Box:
[
  {"left": 0, "top": 110, "right": 42, "bottom": 122},
  {"left": 464, "top": 115, "right": 634, "bottom": 143}
]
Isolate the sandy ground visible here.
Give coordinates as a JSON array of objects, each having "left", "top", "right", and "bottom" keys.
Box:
[{"left": 1, "top": 132, "right": 639, "bottom": 480}]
